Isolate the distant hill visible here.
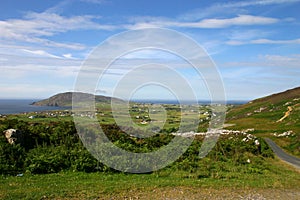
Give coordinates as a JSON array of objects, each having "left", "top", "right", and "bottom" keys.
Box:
[{"left": 31, "top": 92, "right": 123, "bottom": 107}]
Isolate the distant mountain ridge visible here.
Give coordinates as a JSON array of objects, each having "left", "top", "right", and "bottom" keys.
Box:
[{"left": 31, "top": 92, "right": 123, "bottom": 107}]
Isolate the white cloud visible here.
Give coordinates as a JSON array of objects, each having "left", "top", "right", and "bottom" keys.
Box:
[
  {"left": 224, "top": 54, "right": 300, "bottom": 68},
  {"left": 251, "top": 38, "right": 300, "bottom": 44},
  {"left": 222, "top": 0, "right": 300, "bottom": 7},
  {"left": 79, "top": 0, "right": 108, "bottom": 4},
  {"left": 0, "top": 12, "right": 115, "bottom": 50},
  {"left": 261, "top": 54, "right": 300, "bottom": 67},
  {"left": 225, "top": 29, "right": 273, "bottom": 45},
  {"left": 0, "top": 83, "right": 71, "bottom": 99},
  {"left": 0, "top": 46, "right": 82, "bottom": 79},
  {"left": 189, "top": 15, "right": 278, "bottom": 28},
  {"left": 227, "top": 38, "right": 300, "bottom": 45},
  {"left": 63, "top": 53, "right": 74, "bottom": 59},
  {"left": 22, "top": 49, "right": 61, "bottom": 58},
  {"left": 0, "top": 45, "right": 83, "bottom": 67},
  {"left": 179, "top": 0, "right": 300, "bottom": 21},
  {"left": 252, "top": 0, "right": 300, "bottom": 5},
  {"left": 221, "top": 53, "right": 300, "bottom": 99},
  {"left": 127, "top": 15, "right": 279, "bottom": 30}
]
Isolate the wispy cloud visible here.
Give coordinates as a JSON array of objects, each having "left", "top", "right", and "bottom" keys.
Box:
[
  {"left": 252, "top": 38, "right": 300, "bottom": 44},
  {"left": 63, "top": 53, "right": 75, "bottom": 59},
  {"left": 185, "top": 15, "right": 278, "bottom": 28},
  {"left": 46, "top": 0, "right": 109, "bottom": 14},
  {"left": 221, "top": 52, "right": 300, "bottom": 99},
  {"left": 221, "top": 0, "right": 300, "bottom": 7},
  {"left": 261, "top": 54, "right": 300, "bottom": 67},
  {"left": 0, "top": 12, "right": 115, "bottom": 50},
  {"left": 224, "top": 54, "right": 300, "bottom": 68},
  {"left": 79, "top": 0, "right": 109, "bottom": 4},
  {"left": 227, "top": 38, "right": 300, "bottom": 45},
  {"left": 127, "top": 15, "right": 279, "bottom": 29},
  {"left": 179, "top": 0, "right": 300, "bottom": 20},
  {"left": 251, "top": 0, "right": 300, "bottom": 5},
  {"left": 226, "top": 29, "right": 271, "bottom": 44},
  {"left": 21, "top": 49, "right": 61, "bottom": 58},
  {"left": 0, "top": 83, "right": 72, "bottom": 99},
  {"left": 0, "top": 45, "right": 82, "bottom": 76}
]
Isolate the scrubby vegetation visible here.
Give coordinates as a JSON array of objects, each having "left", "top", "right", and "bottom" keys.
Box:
[{"left": 1, "top": 117, "right": 274, "bottom": 176}]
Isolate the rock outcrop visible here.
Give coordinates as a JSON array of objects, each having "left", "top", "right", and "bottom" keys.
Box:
[{"left": 3, "top": 129, "right": 22, "bottom": 144}]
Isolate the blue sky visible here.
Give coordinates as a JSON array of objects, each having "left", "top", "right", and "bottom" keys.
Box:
[{"left": 1, "top": 0, "right": 300, "bottom": 100}]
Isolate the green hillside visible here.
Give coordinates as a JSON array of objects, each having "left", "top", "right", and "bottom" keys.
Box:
[{"left": 226, "top": 86, "right": 300, "bottom": 156}]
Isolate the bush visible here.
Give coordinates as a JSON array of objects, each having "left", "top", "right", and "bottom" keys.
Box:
[
  {"left": 69, "top": 145, "right": 99, "bottom": 172},
  {"left": 25, "top": 145, "right": 70, "bottom": 174},
  {"left": 0, "top": 136, "right": 25, "bottom": 175}
]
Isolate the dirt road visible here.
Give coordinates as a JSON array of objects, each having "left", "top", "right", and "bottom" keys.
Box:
[{"left": 277, "top": 106, "right": 293, "bottom": 122}]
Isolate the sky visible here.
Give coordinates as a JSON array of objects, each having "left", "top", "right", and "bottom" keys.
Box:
[{"left": 1, "top": 0, "right": 300, "bottom": 100}]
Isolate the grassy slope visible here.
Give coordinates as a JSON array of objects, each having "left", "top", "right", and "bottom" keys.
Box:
[
  {"left": 226, "top": 87, "right": 300, "bottom": 156},
  {"left": 1, "top": 159, "right": 299, "bottom": 199}
]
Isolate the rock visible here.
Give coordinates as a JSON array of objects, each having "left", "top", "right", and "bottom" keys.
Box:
[{"left": 3, "top": 129, "right": 22, "bottom": 144}]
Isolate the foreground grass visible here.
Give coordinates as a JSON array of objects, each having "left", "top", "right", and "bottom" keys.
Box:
[{"left": 1, "top": 159, "right": 299, "bottom": 200}]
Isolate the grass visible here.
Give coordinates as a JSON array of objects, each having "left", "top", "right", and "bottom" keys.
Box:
[
  {"left": 4, "top": 113, "right": 73, "bottom": 123},
  {"left": 1, "top": 158, "right": 299, "bottom": 199}
]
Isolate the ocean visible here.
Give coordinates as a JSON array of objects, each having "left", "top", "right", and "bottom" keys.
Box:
[{"left": 0, "top": 99, "right": 66, "bottom": 115}]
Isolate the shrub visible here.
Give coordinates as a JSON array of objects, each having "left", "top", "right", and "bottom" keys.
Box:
[
  {"left": 25, "top": 145, "right": 69, "bottom": 174},
  {"left": 0, "top": 136, "right": 25, "bottom": 175}
]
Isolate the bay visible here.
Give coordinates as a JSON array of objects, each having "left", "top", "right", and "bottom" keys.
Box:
[{"left": 0, "top": 99, "right": 67, "bottom": 115}]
